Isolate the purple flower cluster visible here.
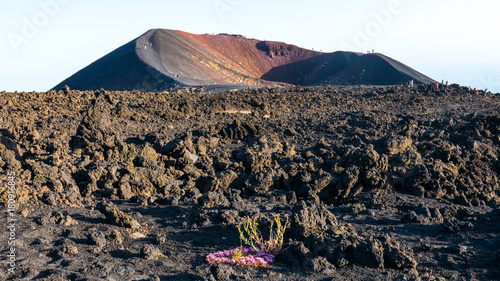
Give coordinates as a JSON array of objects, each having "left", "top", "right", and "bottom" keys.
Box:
[{"left": 206, "top": 247, "right": 275, "bottom": 267}]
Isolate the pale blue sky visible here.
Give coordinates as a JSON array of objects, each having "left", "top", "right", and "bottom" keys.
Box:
[{"left": 1, "top": 0, "right": 499, "bottom": 92}]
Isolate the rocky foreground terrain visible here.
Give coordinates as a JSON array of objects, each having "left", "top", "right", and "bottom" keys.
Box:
[{"left": 1, "top": 85, "right": 499, "bottom": 280}]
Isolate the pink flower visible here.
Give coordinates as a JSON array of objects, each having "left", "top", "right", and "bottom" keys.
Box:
[{"left": 206, "top": 247, "right": 275, "bottom": 267}]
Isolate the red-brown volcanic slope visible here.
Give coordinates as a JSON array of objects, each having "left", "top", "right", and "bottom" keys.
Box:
[
  {"left": 53, "top": 29, "right": 436, "bottom": 91},
  {"left": 141, "top": 29, "right": 321, "bottom": 86}
]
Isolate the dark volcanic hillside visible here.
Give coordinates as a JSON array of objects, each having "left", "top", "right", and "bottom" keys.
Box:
[{"left": 53, "top": 29, "right": 436, "bottom": 91}]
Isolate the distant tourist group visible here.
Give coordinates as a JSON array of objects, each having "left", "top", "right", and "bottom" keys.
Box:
[
  {"left": 468, "top": 86, "right": 489, "bottom": 95},
  {"left": 407, "top": 79, "right": 490, "bottom": 95}
]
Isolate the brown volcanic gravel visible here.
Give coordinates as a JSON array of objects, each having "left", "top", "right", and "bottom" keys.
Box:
[{"left": 0, "top": 84, "right": 499, "bottom": 280}]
